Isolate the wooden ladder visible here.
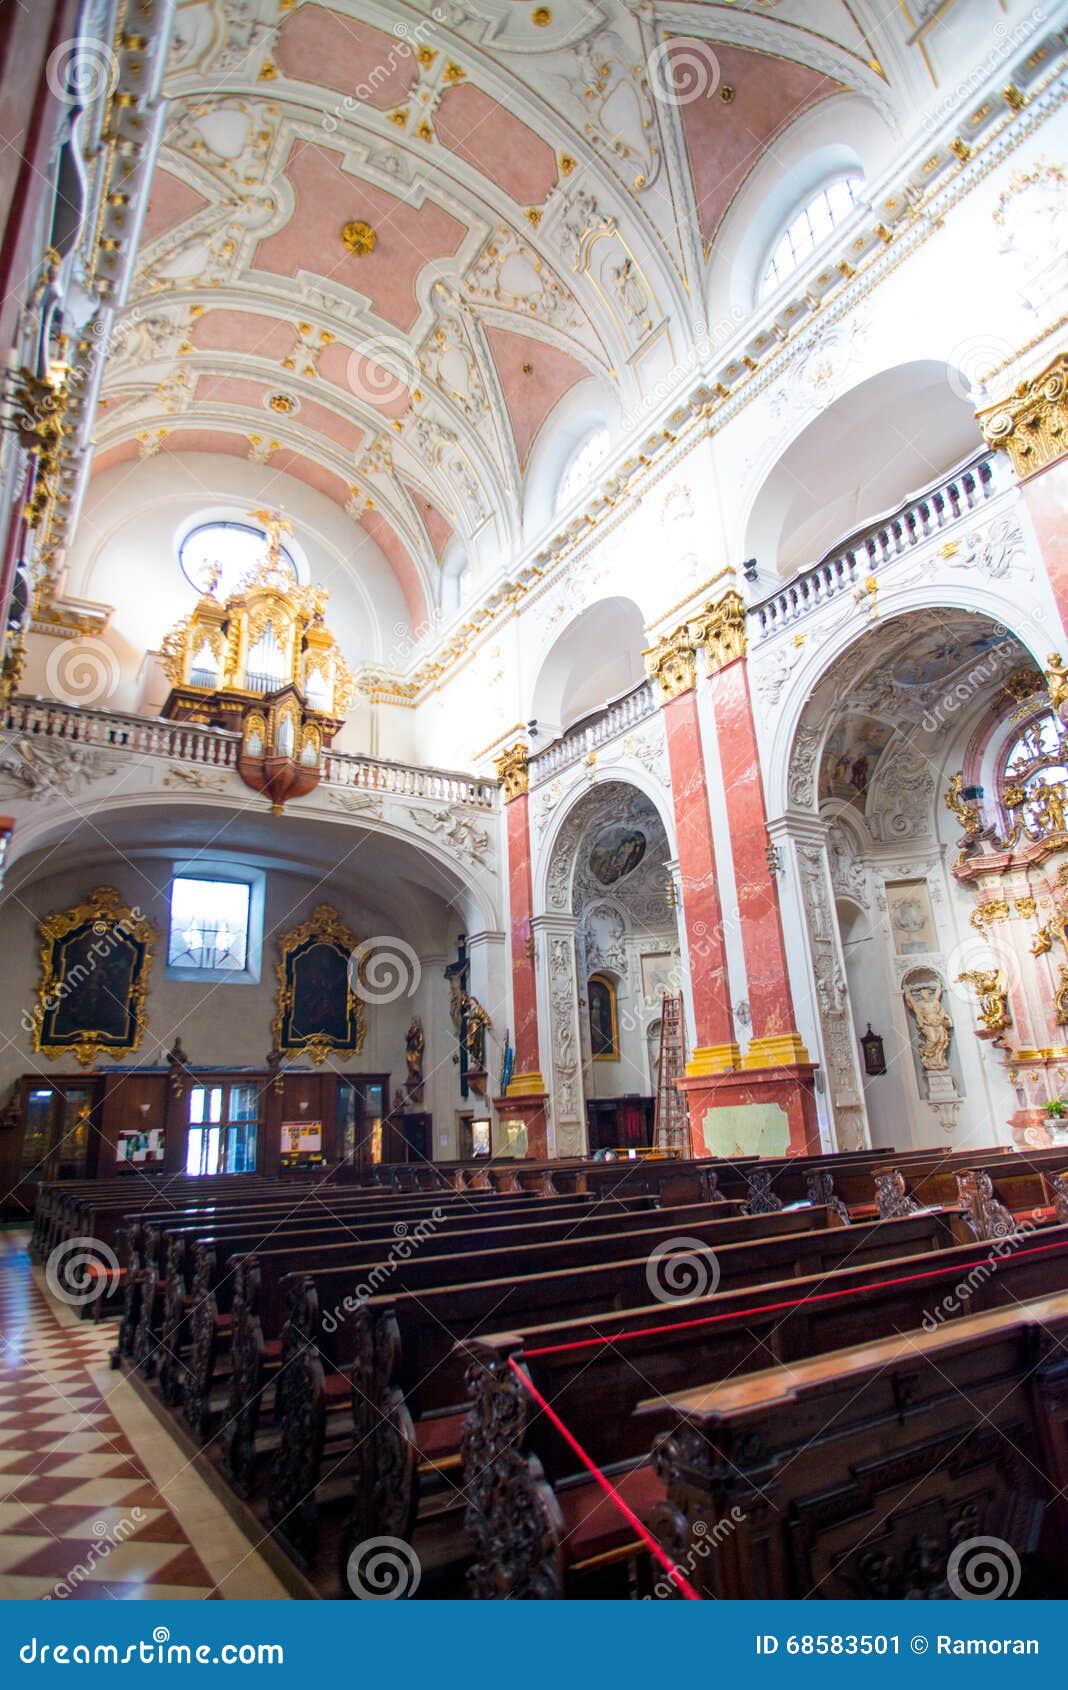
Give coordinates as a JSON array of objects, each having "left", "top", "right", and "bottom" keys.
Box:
[{"left": 654, "top": 992, "right": 693, "bottom": 1156}]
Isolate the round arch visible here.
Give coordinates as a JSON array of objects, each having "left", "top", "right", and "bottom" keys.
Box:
[
  {"left": 529, "top": 596, "right": 648, "bottom": 741},
  {"left": 743, "top": 360, "right": 984, "bottom": 579}
]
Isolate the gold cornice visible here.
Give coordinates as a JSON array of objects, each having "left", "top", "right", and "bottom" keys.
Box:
[
  {"left": 644, "top": 629, "right": 698, "bottom": 703},
  {"left": 649, "top": 568, "right": 733, "bottom": 637},
  {"left": 495, "top": 740, "right": 530, "bottom": 801},
  {"left": 976, "top": 351, "right": 1068, "bottom": 480}
]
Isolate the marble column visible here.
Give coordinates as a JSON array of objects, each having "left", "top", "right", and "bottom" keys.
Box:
[
  {"left": 646, "top": 601, "right": 820, "bottom": 1157},
  {"left": 646, "top": 629, "right": 738, "bottom": 1073},
  {"left": 535, "top": 913, "right": 587, "bottom": 1157},
  {"left": 772, "top": 813, "right": 870, "bottom": 1151},
  {"left": 491, "top": 741, "right": 549, "bottom": 1157}
]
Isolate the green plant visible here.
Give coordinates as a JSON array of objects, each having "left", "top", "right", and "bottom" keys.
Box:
[{"left": 1044, "top": 1098, "right": 1067, "bottom": 1119}]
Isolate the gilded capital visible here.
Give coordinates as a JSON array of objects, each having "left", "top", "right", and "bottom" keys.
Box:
[
  {"left": 644, "top": 630, "right": 697, "bottom": 702},
  {"left": 689, "top": 589, "right": 747, "bottom": 672},
  {"left": 976, "top": 351, "right": 1068, "bottom": 480},
  {"left": 495, "top": 740, "right": 529, "bottom": 801}
]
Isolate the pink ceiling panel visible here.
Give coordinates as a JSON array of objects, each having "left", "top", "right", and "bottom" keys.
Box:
[
  {"left": 276, "top": 4, "right": 417, "bottom": 110},
  {"left": 674, "top": 40, "right": 844, "bottom": 247},
  {"left": 252, "top": 141, "right": 465, "bottom": 332},
  {"left": 485, "top": 325, "right": 591, "bottom": 467},
  {"left": 434, "top": 83, "right": 557, "bottom": 206}
]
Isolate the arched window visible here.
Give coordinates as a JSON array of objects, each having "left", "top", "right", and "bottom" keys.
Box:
[
  {"left": 555, "top": 425, "right": 610, "bottom": 515},
  {"left": 1001, "top": 709, "right": 1068, "bottom": 835},
  {"left": 588, "top": 973, "right": 619, "bottom": 1061},
  {"left": 758, "top": 174, "right": 865, "bottom": 302},
  {"left": 179, "top": 520, "right": 298, "bottom": 599},
  {"left": 441, "top": 540, "right": 470, "bottom": 615}
]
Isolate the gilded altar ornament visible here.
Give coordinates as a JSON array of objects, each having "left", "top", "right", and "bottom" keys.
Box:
[
  {"left": 341, "top": 219, "right": 377, "bottom": 256},
  {"left": 957, "top": 969, "right": 1012, "bottom": 1035},
  {"left": 159, "top": 511, "right": 352, "bottom": 811},
  {"left": 32, "top": 887, "right": 157, "bottom": 1068},
  {"left": 976, "top": 351, "right": 1068, "bottom": 480},
  {"left": 945, "top": 772, "right": 982, "bottom": 835},
  {"left": 903, "top": 979, "right": 953, "bottom": 1070},
  {"left": 1046, "top": 653, "right": 1068, "bottom": 724},
  {"left": 1056, "top": 966, "right": 1068, "bottom": 1026},
  {"left": 273, "top": 904, "right": 366, "bottom": 1065}
]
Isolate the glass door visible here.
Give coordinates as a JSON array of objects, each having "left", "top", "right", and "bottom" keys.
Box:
[
  {"left": 185, "top": 1081, "right": 260, "bottom": 1175},
  {"left": 337, "top": 1076, "right": 388, "bottom": 1171},
  {"left": 19, "top": 1080, "right": 100, "bottom": 1180}
]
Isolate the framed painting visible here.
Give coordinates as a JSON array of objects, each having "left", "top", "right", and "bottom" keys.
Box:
[
  {"left": 588, "top": 972, "right": 620, "bottom": 1061},
  {"left": 33, "top": 886, "right": 156, "bottom": 1067},
  {"left": 273, "top": 904, "right": 366, "bottom": 1064}
]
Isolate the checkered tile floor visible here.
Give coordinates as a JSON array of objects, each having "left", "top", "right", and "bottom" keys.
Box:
[{"left": 0, "top": 1230, "right": 284, "bottom": 1600}]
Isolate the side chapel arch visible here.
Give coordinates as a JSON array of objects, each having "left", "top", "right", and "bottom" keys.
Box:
[{"left": 535, "top": 777, "right": 680, "bottom": 1155}]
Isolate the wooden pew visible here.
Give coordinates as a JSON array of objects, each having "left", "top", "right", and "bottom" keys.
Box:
[
  {"left": 139, "top": 1190, "right": 657, "bottom": 1401},
  {"left": 113, "top": 1183, "right": 552, "bottom": 1362},
  {"left": 218, "top": 1197, "right": 767, "bottom": 1507},
  {"left": 646, "top": 1288, "right": 1068, "bottom": 1598},
  {"left": 712, "top": 1143, "right": 1014, "bottom": 1221},
  {"left": 872, "top": 1153, "right": 1068, "bottom": 1234},
  {"left": 460, "top": 1220, "right": 1068, "bottom": 1596},
  {"left": 277, "top": 1208, "right": 968, "bottom": 1578},
  {"left": 179, "top": 1191, "right": 697, "bottom": 1450}
]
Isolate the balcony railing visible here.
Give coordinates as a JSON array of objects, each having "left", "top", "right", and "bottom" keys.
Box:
[
  {"left": 749, "top": 448, "right": 1010, "bottom": 641},
  {"left": 529, "top": 678, "right": 657, "bottom": 785},
  {"left": 3, "top": 698, "right": 497, "bottom": 810}
]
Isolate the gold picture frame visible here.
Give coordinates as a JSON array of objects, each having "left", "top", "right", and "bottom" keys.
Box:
[
  {"left": 32, "top": 886, "right": 157, "bottom": 1067},
  {"left": 588, "top": 972, "right": 620, "bottom": 1061},
  {"left": 273, "top": 903, "right": 366, "bottom": 1065}
]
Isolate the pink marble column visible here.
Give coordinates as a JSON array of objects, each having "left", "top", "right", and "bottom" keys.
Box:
[
  {"left": 1022, "top": 459, "right": 1068, "bottom": 637},
  {"left": 493, "top": 746, "right": 548, "bottom": 1157},
  {"left": 708, "top": 658, "right": 801, "bottom": 1053},
  {"left": 661, "top": 686, "right": 737, "bottom": 1069}
]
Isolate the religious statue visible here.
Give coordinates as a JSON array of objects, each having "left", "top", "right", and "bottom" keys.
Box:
[
  {"left": 405, "top": 1017, "right": 425, "bottom": 1101},
  {"left": 1046, "top": 652, "right": 1068, "bottom": 723},
  {"left": 956, "top": 969, "right": 1011, "bottom": 1034},
  {"left": 1037, "top": 782, "right": 1068, "bottom": 836},
  {"left": 464, "top": 994, "right": 491, "bottom": 1071},
  {"left": 903, "top": 979, "right": 953, "bottom": 1070},
  {"left": 167, "top": 1035, "right": 194, "bottom": 1097}
]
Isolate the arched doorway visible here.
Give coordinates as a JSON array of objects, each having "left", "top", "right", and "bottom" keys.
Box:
[
  {"left": 782, "top": 607, "right": 1044, "bottom": 1150},
  {"left": 538, "top": 780, "right": 680, "bottom": 1154}
]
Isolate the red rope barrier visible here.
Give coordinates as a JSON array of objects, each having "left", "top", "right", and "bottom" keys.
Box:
[
  {"left": 523, "top": 1235, "right": 1067, "bottom": 1358},
  {"left": 508, "top": 1357, "right": 701, "bottom": 1601}
]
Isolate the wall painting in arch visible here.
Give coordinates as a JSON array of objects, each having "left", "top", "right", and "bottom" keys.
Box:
[{"left": 818, "top": 715, "right": 893, "bottom": 810}]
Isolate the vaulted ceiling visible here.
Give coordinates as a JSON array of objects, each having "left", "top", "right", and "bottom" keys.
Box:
[{"left": 89, "top": 0, "right": 947, "bottom": 625}]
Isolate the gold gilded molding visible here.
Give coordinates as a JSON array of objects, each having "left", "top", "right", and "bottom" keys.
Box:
[
  {"left": 740, "top": 1031, "right": 812, "bottom": 1069},
  {"left": 644, "top": 630, "right": 697, "bottom": 702},
  {"left": 689, "top": 589, "right": 747, "bottom": 672},
  {"left": 273, "top": 903, "right": 366, "bottom": 1065},
  {"left": 976, "top": 351, "right": 1068, "bottom": 480},
  {"left": 495, "top": 740, "right": 530, "bottom": 801},
  {"left": 33, "top": 887, "right": 157, "bottom": 1068}
]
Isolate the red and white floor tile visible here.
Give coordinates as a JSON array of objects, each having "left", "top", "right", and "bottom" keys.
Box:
[{"left": 0, "top": 1230, "right": 288, "bottom": 1600}]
